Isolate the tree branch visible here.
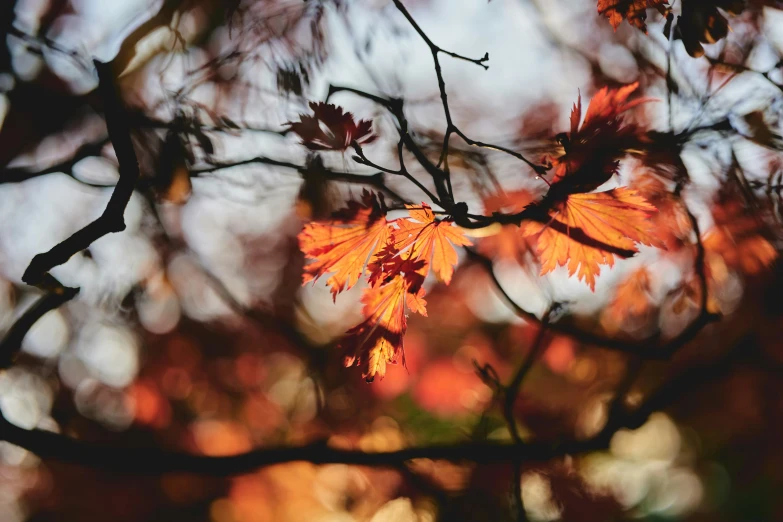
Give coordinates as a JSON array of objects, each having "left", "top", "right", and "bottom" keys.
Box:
[
  {"left": 0, "top": 337, "right": 746, "bottom": 475},
  {"left": 22, "top": 60, "right": 141, "bottom": 287}
]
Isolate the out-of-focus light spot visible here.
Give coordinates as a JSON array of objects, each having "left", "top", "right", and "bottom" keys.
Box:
[
  {"left": 0, "top": 94, "right": 8, "bottom": 132},
  {"left": 0, "top": 499, "right": 26, "bottom": 522},
  {"left": 611, "top": 412, "right": 681, "bottom": 462},
  {"left": 168, "top": 254, "right": 236, "bottom": 322},
  {"left": 413, "top": 358, "right": 491, "bottom": 418},
  {"left": 581, "top": 455, "right": 655, "bottom": 509},
  {"left": 22, "top": 307, "right": 69, "bottom": 359},
  {"left": 0, "top": 442, "right": 31, "bottom": 467},
  {"left": 161, "top": 367, "right": 193, "bottom": 400},
  {"left": 713, "top": 270, "right": 743, "bottom": 315},
  {"left": 128, "top": 380, "right": 171, "bottom": 428},
  {"left": 0, "top": 73, "right": 13, "bottom": 91},
  {"left": 369, "top": 497, "right": 418, "bottom": 522},
  {"left": 521, "top": 472, "right": 562, "bottom": 521},
  {"left": 74, "top": 379, "right": 134, "bottom": 431},
  {"left": 298, "top": 281, "right": 364, "bottom": 343},
  {"left": 542, "top": 336, "right": 576, "bottom": 374},
  {"left": 265, "top": 354, "right": 317, "bottom": 422},
  {"left": 647, "top": 467, "right": 704, "bottom": 517},
  {"left": 359, "top": 417, "right": 404, "bottom": 453},
  {"left": 314, "top": 464, "right": 369, "bottom": 512},
  {"left": 0, "top": 369, "right": 53, "bottom": 429},
  {"left": 567, "top": 357, "right": 598, "bottom": 384},
  {"left": 192, "top": 419, "right": 252, "bottom": 457},
  {"left": 576, "top": 395, "right": 609, "bottom": 439},
  {"left": 76, "top": 324, "right": 139, "bottom": 388},
  {"left": 0, "top": 279, "right": 12, "bottom": 330},
  {"left": 234, "top": 352, "right": 265, "bottom": 389},
  {"left": 58, "top": 352, "right": 91, "bottom": 390},
  {"left": 137, "top": 282, "right": 181, "bottom": 334}
]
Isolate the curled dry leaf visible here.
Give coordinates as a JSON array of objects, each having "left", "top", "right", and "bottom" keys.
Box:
[
  {"left": 598, "top": 0, "right": 670, "bottom": 33},
  {"left": 287, "top": 101, "right": 377, "bottom": 151},
  {"left": 522, "top": 188, "right": 665, "bottom": 291},
  {"left": 298, "top": 190, "right": 392, "bottom": 300}
]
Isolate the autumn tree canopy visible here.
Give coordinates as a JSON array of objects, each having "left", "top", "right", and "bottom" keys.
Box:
[{"left": 1, "top": 0, "right": 783, "bottom": 521}]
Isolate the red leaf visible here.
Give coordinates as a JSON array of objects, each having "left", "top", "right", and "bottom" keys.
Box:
[
  {"left": 286, "top": 102, "right": 377, "bottom": 151},
  {"left": 549, "top": 83, "right": 655, "bottom": 194}
]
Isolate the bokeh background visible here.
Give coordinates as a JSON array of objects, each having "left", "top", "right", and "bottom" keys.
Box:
[{"left": 2, "top": 0, "right": 783, "bottom": 520}]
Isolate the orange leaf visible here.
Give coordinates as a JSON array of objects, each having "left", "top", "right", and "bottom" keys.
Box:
[
  {"left": 597, "top": 0, "right": 669, "bottom": 32},
  {"left": 340, "top": 275, "right": 423, "bottom": 382},
  {"left": 298, "top": 190, "right": 392, "bottom": 300},
  {"left": 521, "top": 188, "right": 665, "bottom": 290},
  {"left": 391, "top": 204, "right": 473, "bottom": 284}
]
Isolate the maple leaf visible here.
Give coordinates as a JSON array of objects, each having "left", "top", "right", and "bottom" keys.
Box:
[
  {"left": 340, "top": 275, "right": 426, "bottom": 382},
  {"left": 286, "top": 102, "right": 377, "bottom": 151},
  {"left": 298, "top": 190, "right": 392, "bottom": 300},
  {"left": 598, "top": 0, "right": 669, "bottom": 32},
  {"left": 521, "top": 188, "right": 665, "bottom": 290},
  {"left": 385, "top": 204, "right": 473, "bottom": 285},
  {"left": 547, "top": 83, "right": 654, "bottom": 198}
]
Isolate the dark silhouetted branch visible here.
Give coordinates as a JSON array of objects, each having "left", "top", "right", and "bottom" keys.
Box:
[
  {"left": 503, "top": 309, "right": 551, "bottom": 522},
  {"left": 22, "top": 60, "right": 141, "bottom": 286},
  {"left": 0, "top": 275, "right": 79, "bottom": 369},
  {"left": 0, "top": 338, "right": 746, "bottom": 475}
]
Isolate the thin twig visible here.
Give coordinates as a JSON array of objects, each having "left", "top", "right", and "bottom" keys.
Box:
[{"left": 503, "top": 309, "right": 551, "bottom": 522}]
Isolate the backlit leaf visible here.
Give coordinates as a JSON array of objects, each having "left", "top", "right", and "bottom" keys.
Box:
[
  {"left": 522, "top": 188, "right": 665, "bottom": 290},
  {"left": 549, "top": 83, "right": 654, "bottom": 196},
  {"left": 298, "top": 190, "right": 392, "bottom": 300},
  {"left": 340, "top": 275, "right": 423, "bottom": 382},
  {"left": 391, "top": 204, "right": 473, "bottom": 285}
]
